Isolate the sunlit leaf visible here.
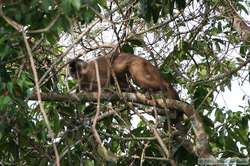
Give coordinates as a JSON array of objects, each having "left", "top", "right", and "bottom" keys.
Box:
[{"left": 72, "top": 0, "right": 81, "bottom": 10}]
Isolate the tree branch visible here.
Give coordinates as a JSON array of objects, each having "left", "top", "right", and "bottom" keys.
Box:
[{"left": 28, "top": 91, "right": 215, "bottom": 159}]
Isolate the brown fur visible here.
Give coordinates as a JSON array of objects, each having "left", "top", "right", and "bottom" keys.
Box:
[
  {"left": 111, "top": 53, "right": 182, "bottom": 126},
  {"left": 69, "top": 53, "right": 179, "bottom": 99},
  {"left": 69, "top": 53, "right": 182, "bottom": 125},
  {"left": 69, "top": 56, "right": 110, "bottom": 91},
  {"left": 112, "top": 53, "right": 179, "bottom": 100}
]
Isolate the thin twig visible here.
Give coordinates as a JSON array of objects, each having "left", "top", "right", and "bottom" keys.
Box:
[
  {"left": 28, "top": 13, "right": 61, "bottom": 33},
  {"left": 0, "top": 4, "right": 23, "bottom": 31},
  {"left": 132, "top": 108, "right": 170, "bottom": 159},
  {"left": 92, "top": 60, "right": 102, "bottom": 144},
  {"left": 140, "top": 142, "right": 149, "bottom": 166},
  {"left": 22, "top": 29, "right": 60, "bottom": 166}
]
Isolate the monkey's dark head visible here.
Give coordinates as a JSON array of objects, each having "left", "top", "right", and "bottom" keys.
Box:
[{"left": 69, "top": 59, "right": 88, "bottom": 79}]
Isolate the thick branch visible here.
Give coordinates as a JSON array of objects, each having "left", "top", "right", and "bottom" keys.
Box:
[{"left": 28, "top": 91, "right": 215, "bottom": 159}]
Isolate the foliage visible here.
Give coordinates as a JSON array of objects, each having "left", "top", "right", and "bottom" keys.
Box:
[{"left": 0, "top": 0, "right": 249, "bottom": 165}]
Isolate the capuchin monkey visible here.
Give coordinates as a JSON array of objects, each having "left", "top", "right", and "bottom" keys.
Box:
[{"left": 69, "top": 53, "right": 183, "bottom": 126}]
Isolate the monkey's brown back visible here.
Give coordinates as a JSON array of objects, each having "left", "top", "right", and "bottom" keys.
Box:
[
  {"left": 112, "top": 53, "right": 134, "bottom": 73},
  {"left": 112, "top": 53, "right": 179, "bottom": 100}
]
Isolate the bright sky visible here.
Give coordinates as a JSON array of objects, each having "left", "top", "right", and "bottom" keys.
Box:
[{"left": 216, "top": 79, "right": 250, "bottom": 112}]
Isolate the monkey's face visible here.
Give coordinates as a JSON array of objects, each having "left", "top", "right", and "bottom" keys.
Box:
[{"left": 69, "top": 59, "right": 88, "bottom": 79}]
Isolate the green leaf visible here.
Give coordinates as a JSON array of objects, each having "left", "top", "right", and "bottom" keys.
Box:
[
  {"left": 41, "top": 0, "right": 53, "bottom": 12},
  {"left": 176, "top": 0, "right": 186, "bottom": 10},
  {"left": 127, "top": 38, "right": 144, "bottom": 47},
  {"left": 0, "top": 44, "right": 9, "bottom": 60},
  {"left": 240, "top": 44, "right": 247, "bottom": 56},
  {"left": 239, "top": 116, "right": 249, "bottom": 139},
  {"left": 138, "top": 0, "right": 153, "bottom": 22},
  {"left": 97, "top": 0, "right": 107, "bottom": 9},
  {"left": 217, "top": 21, "right": 222, "bottom": 32},
  {"left": 39, "top": 158, "right": 49, "bottom": 166},
  {"left": 84, "top": 160, "right": 95, "bottom": 166},
  {"left": 0, "top": 121, "right": 6, "bottom": 140},
  {"left": 121, "top": 44, "right": 134, "bottom": 54},
  {"left": 214, "top": 41, "right": 221, "bottom": 52},
  {"left": 7, "top": 82, "right": 14, "bottom": 96},
  {"left": 58, "top": 16, "right": 71, "bottom": 31},
  {"left": 110, "top": 140, "right": 119, "bottom": 152},
  {"left": 215, "top": 109, "right": 224, "bottom": 122},
  {"left": 193, "top": 85, "right": 211, "bottom": 108},
  {"left": 81, "top": 8, "right": 95, "bottom": 23},
  {"left": 62, "top": 0, "right": 73, "bottom": 15},
  {"left": 164, "top": 26, "right": 174, "bottom": 38},
  {"left": 225, "top": 130, "right": 238, "bottom": 152},
  {"left": 152, "top": 6, "right": 160, "bottom": 23},
  {"left": 202, "top": 115, "right": 214, "bottom": 134},
  {"left": 51, "top": 111, "right": 60, "bottom": 134},
  {"left": 237, "top": 2, "right": 248, "bottom": 15},
  {"left": 0, "top": 96, "right": 12, "bottom": 109},
  {"left": 72, "top": 0, "right": 81, "bottom": 10},
  {"left": 200, "top": 68, "right": 207, "bottom": 78}
]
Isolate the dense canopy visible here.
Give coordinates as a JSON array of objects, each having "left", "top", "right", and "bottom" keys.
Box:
[{"left": 0, "top": 0, "right": 249, "bottom": 165}]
